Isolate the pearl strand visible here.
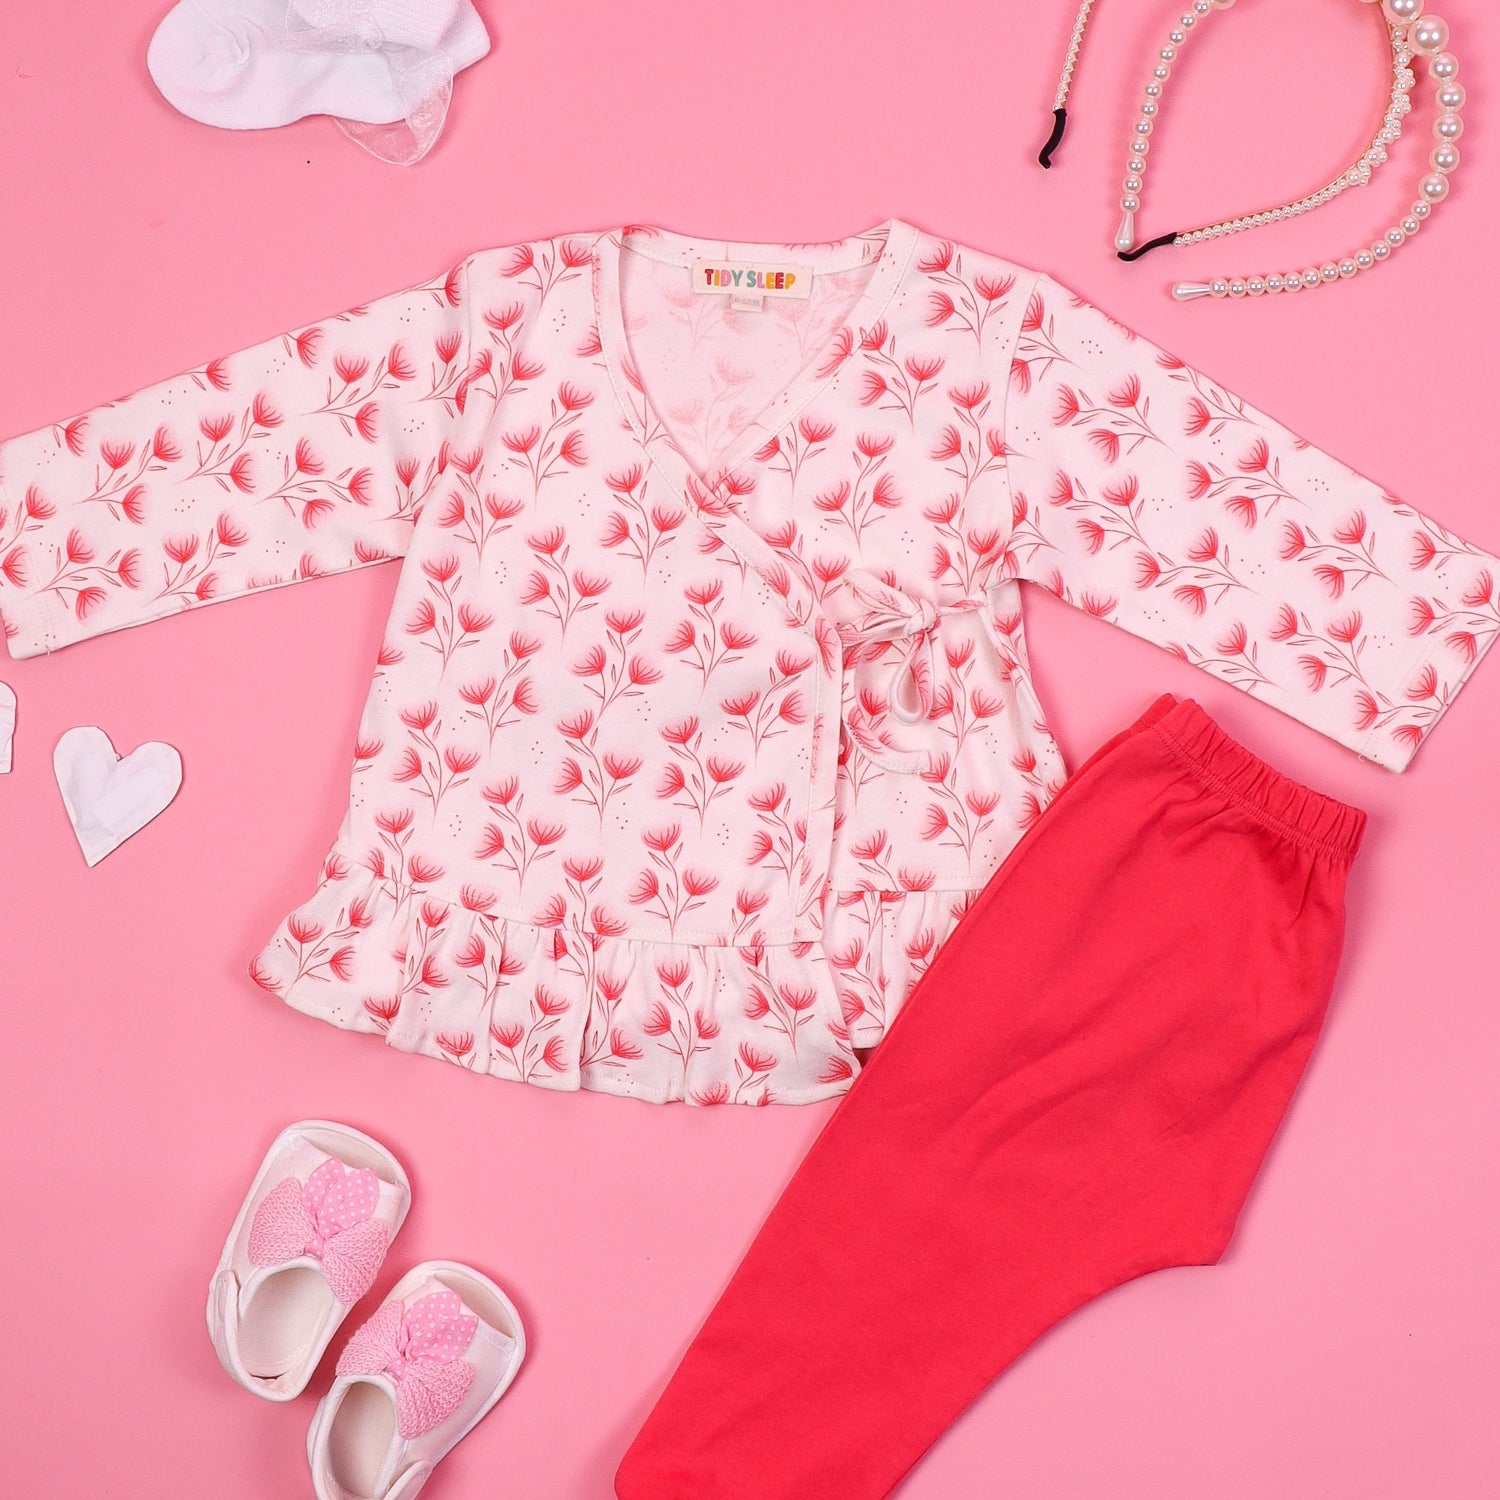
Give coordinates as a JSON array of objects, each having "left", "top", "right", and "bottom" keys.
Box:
[
  {"left": 1173, "top": 2, "right": 1463, "bottom": 300},
  {"left": 1054, "top": 0, "right": 1100, "bottom": 111},
  {"left": 1115, "top": 0, "right": 1225, "bottom": 254}
]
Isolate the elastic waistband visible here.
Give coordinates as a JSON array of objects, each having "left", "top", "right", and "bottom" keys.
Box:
[{"left": 1142, "top": 695, "right": 1366, "bottom": 861}]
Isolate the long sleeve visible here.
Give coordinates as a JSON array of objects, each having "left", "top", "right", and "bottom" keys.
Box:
[
  {"left": 1002, "top": 273, "right": 1500, "bottom": 772},
  {"left": 0, "top": 257, "right": 480, "bottom": 658}
]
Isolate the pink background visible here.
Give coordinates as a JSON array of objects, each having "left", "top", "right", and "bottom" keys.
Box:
[{"left": 2, "top": 2, "right": 1496, "bottom": 1496}]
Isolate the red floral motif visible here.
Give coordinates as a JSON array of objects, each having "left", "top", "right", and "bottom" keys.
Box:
[{"left": 2, "top": 229, "right": 1491, "bottom": 1106}]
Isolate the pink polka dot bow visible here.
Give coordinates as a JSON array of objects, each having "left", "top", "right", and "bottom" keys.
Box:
[
  {"left": 337, "top": 1291, "right": 479, "bottom": 1438},
  {"left": 247, "top": 1157, "right": 390, "bottom": 1305}
]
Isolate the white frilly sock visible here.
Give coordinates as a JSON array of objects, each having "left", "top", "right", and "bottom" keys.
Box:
[{"left": 147, "top": 0, "right": 490, "bottom": 138}]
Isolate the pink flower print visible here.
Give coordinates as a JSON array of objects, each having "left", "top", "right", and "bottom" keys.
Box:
[
  {"left": 502, "top": 237, "right": 591, "bottom": 304},
  {"left": 642, "top": 957, "right": 720, "bottom": 1085},
  {"left": 1011, "top": 288, "right": 1068, "bottom": 395},
  {"left": 1276, "top": 514, "right": 1392, "bottom": 599},
  {"left": 406, "top": 554, "right": 493, "bottom": 672},
  {"left": 458, "top": 635, "right": 540, "bottom": 747},
  {"left": 488, "top": 983, "right": 572, "bottom": 1083},
  {"left": 1050, "top": 378, "right": 1162, "bottom": 463},
  {"left": 745, "top": 782, "right": 800, "bottom": 892},
  {"left": 1133, "top": 526, "right": 1249, "bottom": 616},
  {"left": 34, "top": 522, "right": 146, "bottom": 619},
  {"left": 475, "top": 783, "right": 563, "bottom": 890},
  {"left": 721, "top": 649, "right": 811, "bottom": 763},
  {"left": 522, "top": 524, "right": 608, "bottom": 638},
  {"left": 731, "top": 1040, "right": 777, "bottom": 1105},
  {"left": 858, "top": 324, "right": 944, "bottom": 428},
  {"left": 629, "top": 823, "right": 719, "bottom": 934},
  {"left": 665, "top": 579, "right": 757, "bottom": 686},
  {"left": 501, "top": 382, "right": 592, "bottom": 495},
  {"left": 600, "top": 464, "right": 684, "bottom": 578},
  {"left": 764, "top": 414, "right": 836, "bottom": 495},
  {"left": 919, "top": 243, "right": 1013, "bottom": 345},
  {"left": 311, "top": 342, "right": 411, "bottom": 441},
  {"left": 656, "top": 715, "right": 743, "bottom": 827}
]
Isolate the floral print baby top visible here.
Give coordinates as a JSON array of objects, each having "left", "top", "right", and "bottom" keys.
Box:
[{"left": 3, "top": 221, "right": 1496, "bottom": 1105}]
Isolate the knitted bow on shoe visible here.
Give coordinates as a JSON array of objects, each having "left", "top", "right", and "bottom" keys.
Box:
[
  {"left": 247, "top": 1157, "right": 390, "bottom": 1304},
  {"left": 337, "top": 1291, "right": 479, "bottom": 1438}
]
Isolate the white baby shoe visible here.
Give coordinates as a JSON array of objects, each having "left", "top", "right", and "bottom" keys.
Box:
[
  {"left": 308, "top": 1261, "right": 526, "bottom": 1500},
  {"left": 208, "top": 1120, "right": 410, "bottom": 1401}
]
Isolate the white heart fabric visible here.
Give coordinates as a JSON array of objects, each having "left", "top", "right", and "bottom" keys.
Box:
[
  {"left": 0, "top": 682, "right": 15, "bottom": 774},
  {"left": 147, "top": 0, "right": 491, "bottom": 164},
  {"left": 54, "top": 727, "right": 183, "bottom": 867}
]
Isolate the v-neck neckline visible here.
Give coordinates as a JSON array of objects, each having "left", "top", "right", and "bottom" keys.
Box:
[{"left": 592, "top": 219, "right": 918, "bottom": 536}]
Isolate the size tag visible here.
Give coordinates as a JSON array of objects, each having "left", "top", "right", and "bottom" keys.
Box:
[
  {"left": 730, "top": 293, "right": 766, "bottom": 313},
  {"left": 692, "top": 260, "right": 812, "bottom": 299}
]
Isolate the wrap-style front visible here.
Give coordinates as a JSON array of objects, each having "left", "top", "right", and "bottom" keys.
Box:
[{"left": 3, "top": 221, "right": 1495, "bottom": 1103}]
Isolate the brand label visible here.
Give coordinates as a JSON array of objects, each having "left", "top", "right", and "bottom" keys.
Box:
[{"left": 692, "top": 261, "right": 812, "bottom": 299}]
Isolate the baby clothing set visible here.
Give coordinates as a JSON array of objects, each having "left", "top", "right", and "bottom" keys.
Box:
[{"left": 4, "top": 220, "right": 1496, "bottom": 1495}]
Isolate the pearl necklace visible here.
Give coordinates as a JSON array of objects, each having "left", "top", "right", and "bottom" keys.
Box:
[{"left": 1044, "top": 0, "right": 1466, "bottom": 301}]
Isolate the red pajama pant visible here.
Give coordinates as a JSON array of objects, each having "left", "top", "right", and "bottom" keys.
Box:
[{"left": 616, "top": 696, "right": 1365, "bottom": 1500}]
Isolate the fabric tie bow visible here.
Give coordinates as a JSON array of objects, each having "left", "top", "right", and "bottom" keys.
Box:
[
  {"left": 247, "top": 1156, "right": 390, "bottom": 1305},
  {"left": 337, "top": 1291, "right": 479, "bottom": 1439},
  {"left": 836, "top": 571, "right": 986, "bottom": 726}
]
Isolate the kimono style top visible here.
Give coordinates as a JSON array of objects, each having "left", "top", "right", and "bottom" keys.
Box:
[{"left": 3, "top": 220, "right": 1495, "bottom": 1105}]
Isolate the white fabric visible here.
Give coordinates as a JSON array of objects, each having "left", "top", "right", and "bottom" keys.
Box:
[
  {"left": 0, "top": 682, "right": 14, "bottom": 774},
  {"left": 146, "top": 0, "right": 490, "bottom": 163},
  {"left": 53, "top": 725, "right": 183, "bottom": 867}
]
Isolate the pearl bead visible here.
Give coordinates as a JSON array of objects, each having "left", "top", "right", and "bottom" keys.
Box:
[
  {"left": 1169, "top": 29, "right": 1186, "bottom": 45},
  {"left": 1436, "top": 82, "right": 1465, "bottom": 112},
  {"left": 1412, "top": 198, "right": 1432, "bottom": 219},
  {"left": 1122, "top": 194, "right": 1141, "bottom": 212},
  {"left": 1431, "top": 144, "right": 1459, "bottom": 173},
  {"left": 1247, "top": 277, "right": 1266, "bottom": 296},
  {"left": 1338, "top": 259, "right": 1358, "bottom": 279},
  {"left": 1320, "top": 263, "right": 1340, "bottom": 283},
  {"left": 1160, "top": 45, "right": 1177, "bottom": 61},
  {"left": 1371, "top": 242, "right": 1392, "bottom": 261},
  {"left": 1266, "top": 274, "right": 1285, "bottom": 292},
  {"left": 1145, "top": 82, "right": 1162, "bottom": 98},
  {"left": 1419, "top": 173, "right": 1450, "bottom": 203},
  {"left": 1212, "top": 0, "right": 1235, "bottom": 7},
  {"left": 1429, "top": 52, "right": 1458, "bottom": 82},
  {"left": 1284, "top": 273, "right": 1303, "bottom": 292},
  {"left": 1210, "top": 279, "right": 1230, "bottom": 298},
  {"left": 1126, "top": 175, "right": 1143, "bottom": 192},
  {"left": 1301, "top": 268, "right": 1321, "bottom": 290},
  {"left": 1154, "top": 64, "right": 1171, "bottom": 80},
  {"left": 1383, "top": 0, "right": 1422, "bottom": 21},
  {"left": 1135, "top": 120, "right": 1153, "bottom": 135},
  {"left": 1228, "top": 279, "right": 1247, "bottom": 298},
  {"left": 1434, "top": 112, "right": 1463, "bottom": 142},
  {"left": 1130, "top": 157, "right": 1146, "bottom": 172},
  {"left": 1141, "top": 101, "right": 1158, "bottom": 117},
  {"left": 1410, "top": 15, "right": 1448, "bottom": 52},
  {"left": 1386, "top": 228, "right": 1405, "bottom": 247},
  {"left": 1195, "top": 0, "right": 1212, "bottom": 13},
  {"left": 1355, "top": 250, "right": 1375, "bottom": 270},
  {"left": 1179, "top": 14, "right": 1197, "bottom": 29},
  {"left": 1401, "top": 215, "right": 1420, "bottom": 234}
]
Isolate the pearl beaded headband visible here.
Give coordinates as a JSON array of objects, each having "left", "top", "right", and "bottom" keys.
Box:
[{"left": 1040, "top": 0, "right": 1466, "bottom": 301}]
